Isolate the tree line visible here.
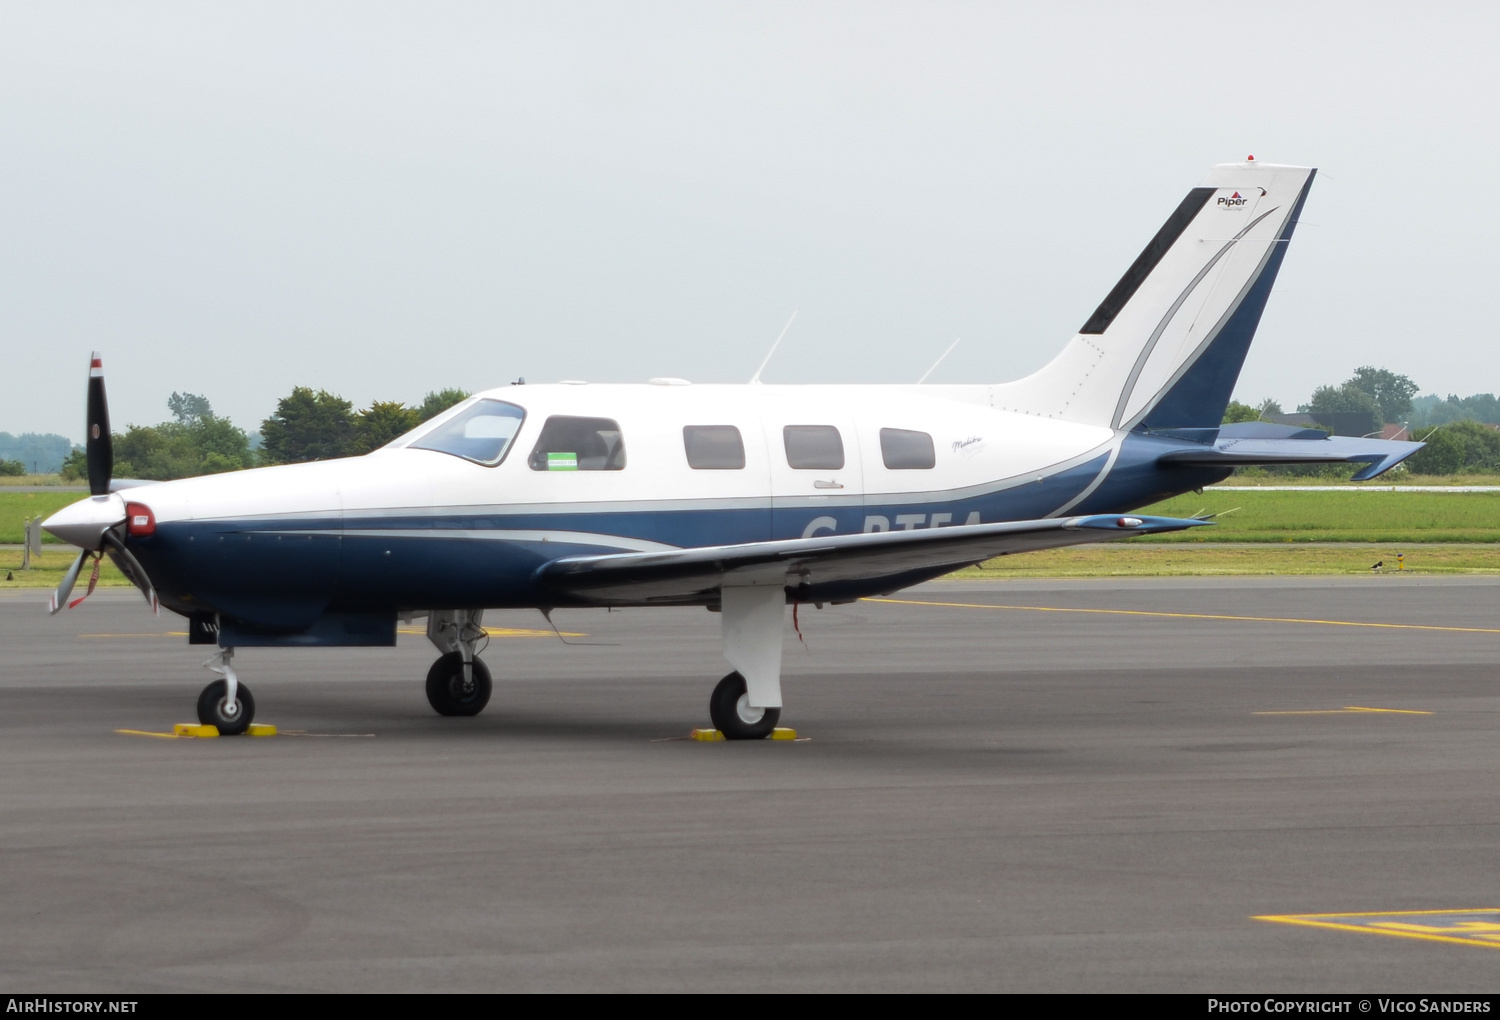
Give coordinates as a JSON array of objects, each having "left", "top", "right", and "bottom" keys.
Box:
[
  {"left": 40, "top": 367, "right": 1500, "bottom": 482},
  {"left": 60, "top": 387, "right": 468, "bottom": 482},
  {"left": 1223, "top": 365, "right": 1500, "bottom": 475},
  {"left": 0, "top": 432, "right": 73, "bottom": 475}
]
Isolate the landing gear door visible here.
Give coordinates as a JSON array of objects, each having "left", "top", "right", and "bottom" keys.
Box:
[{"left": 765, "top": 418, "right": 864, "bottom": 541}]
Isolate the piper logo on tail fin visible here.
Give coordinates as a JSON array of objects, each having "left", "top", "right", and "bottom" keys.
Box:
[{"left": 1217, "top": 190, "right": 1249, "bottom": 208}]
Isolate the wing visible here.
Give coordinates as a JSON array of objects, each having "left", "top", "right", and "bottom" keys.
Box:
[{"left": 536, "top": 513, "right": 1209, "bottom": 605}]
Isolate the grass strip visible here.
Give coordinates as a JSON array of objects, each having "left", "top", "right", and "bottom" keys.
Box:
[
  {"left": 957, "top": 543, "right": 1500, "bottom": 578},
  {"left": 1, "top": 550, "right": 130, "bottom": 589},
  {"left": 1137, "top": 489, "right": 1500, "bottom": 543}
]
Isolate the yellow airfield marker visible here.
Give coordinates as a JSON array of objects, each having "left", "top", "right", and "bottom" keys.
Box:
[
  {"left": 115, "top": 723, "right": 278, "bottom": 739},
  {"left": 689, "top": 727, "right": 799, "bottom": 742},
  {"left": 173, "top": 723, "right": 219, "bottom": 737}
]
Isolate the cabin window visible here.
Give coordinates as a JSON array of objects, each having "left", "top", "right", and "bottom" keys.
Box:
[
  {"left": 528, "top": 416, "right": 627, "bottom": 471},
  {"left": 683, "top": 426, "right": 745, "bottom": 470},
  {"left": 880, "top": 428, "right": 936, "bottom": 469},
  {"left": 783, "top": 425, "right": 844, "bottom": 470},
  {"left": 409, "top": 399, "right": 526, "bottom": 466}
]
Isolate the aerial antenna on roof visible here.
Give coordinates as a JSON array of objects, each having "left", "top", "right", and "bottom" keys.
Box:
[
  {"left": 917, "top": 338, "right": 961, "bottom": 384},
  {"left": 749, "top": 310, "right": 798, "bottom": 385}
]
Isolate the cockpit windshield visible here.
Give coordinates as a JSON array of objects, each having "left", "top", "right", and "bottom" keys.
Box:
[{"left": 408, "top": 399, "right": 526, "bottom": 466}]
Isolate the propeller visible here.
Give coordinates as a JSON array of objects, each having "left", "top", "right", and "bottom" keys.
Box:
[
  {"left": 86, "top": 352, "right": 112, "bottom": 496},
  {"left": 47, "top": 353, "right": 158, "bottom": 615}
]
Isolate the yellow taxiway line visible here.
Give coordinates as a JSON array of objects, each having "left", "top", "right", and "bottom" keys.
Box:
[
  {"left": 1253, "top": 707, "right": 1432, "bottom": 716},
  {"left": 866, "top": 597, "right": 1500, "bottom": 635},
  {"left": 1256, "top": 909, "right": 1500, "bottom": 950},
  {"left": 83, "top": 627, "right": 583, "bottom": 640}
]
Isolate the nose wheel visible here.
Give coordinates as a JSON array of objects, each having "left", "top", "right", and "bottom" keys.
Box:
[
  {"left": 197, "top": 646, "right": 254, "bottom": 735},
  {"left": 426, "top": 652, "right": 492, "bottom": 716},
  {"left": 197, "top": 678, "right": 256, "bottom": 735},
  {"left": 709, "top": 671, "right": 780, "bottom": 740}
]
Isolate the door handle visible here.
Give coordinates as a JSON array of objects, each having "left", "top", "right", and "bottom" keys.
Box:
[{"left": 813, "top": 479, "right": 844, "bottom": 489}]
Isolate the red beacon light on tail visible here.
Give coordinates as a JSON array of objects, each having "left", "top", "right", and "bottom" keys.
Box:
[{"left": 125, "top": 502, "right": 156, "bottom": 537}]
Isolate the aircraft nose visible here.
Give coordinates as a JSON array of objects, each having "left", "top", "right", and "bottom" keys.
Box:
[{"left": 43, "top": 493, "right": 126, "bottom": 551}]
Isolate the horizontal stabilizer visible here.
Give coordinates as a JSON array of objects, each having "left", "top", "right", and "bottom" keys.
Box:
[
  {"left": 538, "top": 513, "right": 1210, "bottom": 605},
  {"left": 1159, "top": 426, "right": 1423, "bottom": 482}
]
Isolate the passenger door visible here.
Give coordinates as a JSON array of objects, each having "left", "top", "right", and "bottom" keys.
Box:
[{"left": 764, "top": 416, "right": 865, "bottom": 541}]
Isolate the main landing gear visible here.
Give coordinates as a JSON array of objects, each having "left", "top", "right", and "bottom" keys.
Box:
[
  {"left": 197, "top": 646, "right": 255, "bottom": 735},
  {"left": 710, "top": 671, "right": 780, "bottom": 740},
  {"left": 425, "top": 609, "right": 491, "bottom": 717},
  {"left": 711, "top": 584, "right": 788, "bottom": 740}
]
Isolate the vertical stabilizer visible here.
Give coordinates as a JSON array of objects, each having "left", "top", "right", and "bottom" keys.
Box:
[{"left": 992, "top": 162, "right": 1316, "bottom": 436}]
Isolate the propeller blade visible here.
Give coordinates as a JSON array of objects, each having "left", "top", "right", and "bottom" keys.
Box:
[
  {"left": 86, "top": 352, "right": 113, "bottom": 497},
  {"left": 48, "top": 550, "right": 88, "bottom": 615},
  {"left": 102, "top": 531, "right": 160, "bottom": 615}
]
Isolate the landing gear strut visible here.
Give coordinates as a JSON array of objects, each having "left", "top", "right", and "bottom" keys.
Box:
[
  {"left": 197, "top": 646, "right": 255, "bottom": 735},
  {"left": 712, "top": 583, "right": 788, "bottom": 740},
  {"left": 425, "top": 609, "right": 491, "bottom": 717}
]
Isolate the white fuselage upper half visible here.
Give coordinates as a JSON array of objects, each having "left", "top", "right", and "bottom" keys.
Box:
[{"left": 130, "top": 383, "right": 1118, "bottom": 533}]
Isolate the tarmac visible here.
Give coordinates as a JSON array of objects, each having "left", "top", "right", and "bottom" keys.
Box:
[{"left": 3, "top": 575, "right": 1500, "bottom": 992}]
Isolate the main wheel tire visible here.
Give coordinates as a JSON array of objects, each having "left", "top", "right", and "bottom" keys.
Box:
[
  {"left": 708, "top": 671, "right": 780, "bottom": 740},
  {"left": 425, "top": 652, "right": 493, "bottom": 717},
  {"left": 196, "top": 679, "right": 255, "bottom": 736}
]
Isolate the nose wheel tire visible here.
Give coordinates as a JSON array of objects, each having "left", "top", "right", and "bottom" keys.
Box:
[
  {"left": 426, "top": 652, "right": 492, "bottom": 717},
  {"left": 708, "top": 671, "right": 780, "bottom": 740},
  {"left": 196, "top": 679, "right": 255, "bottom": 736}
]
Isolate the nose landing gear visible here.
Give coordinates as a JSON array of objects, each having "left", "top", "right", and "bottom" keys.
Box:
[
  {"left": 197, "top": 646, "right": 255, "bottom": 735},
  {"left": 425, "top": 609, "right": 492, "bottom": 717},
  {"left": 425, "top": 652, "right": 492, "bottom": 716}
]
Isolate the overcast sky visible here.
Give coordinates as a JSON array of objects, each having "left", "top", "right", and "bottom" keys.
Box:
[{"left": 3, "top": 2, "right": 1497, "bottom": 441}]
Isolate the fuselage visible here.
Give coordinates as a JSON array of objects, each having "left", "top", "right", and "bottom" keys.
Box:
[{"left": 85, "top": 381, "right": 1227, "bottom": 627}]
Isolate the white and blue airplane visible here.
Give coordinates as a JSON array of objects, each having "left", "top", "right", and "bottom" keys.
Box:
[{"left": 43, "top": 159, "right": 1421, "bottom": 738}]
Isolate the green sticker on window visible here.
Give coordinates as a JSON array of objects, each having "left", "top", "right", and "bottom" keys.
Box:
[{"left": 547, "top": 452, "right": 578, "bottom": 471}]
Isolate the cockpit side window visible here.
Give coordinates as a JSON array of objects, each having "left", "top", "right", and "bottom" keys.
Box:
[
  {"left": 408, "top": 399, "right": 526, "bottom": 466},
  {"left": 528, "top": 416, "right": 627, "bottom": 471}
]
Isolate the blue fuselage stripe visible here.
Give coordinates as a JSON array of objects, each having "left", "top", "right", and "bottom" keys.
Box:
[{"left": 130, "top": 447, "right": 1224, "bottom": 621}]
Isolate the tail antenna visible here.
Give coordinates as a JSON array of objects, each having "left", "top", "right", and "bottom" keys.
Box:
[
  {"left": 917, "top": 338, "right": 961, "bottom": 384},
  {"left": 749, "top": 310, "right": 798, "bottom": 385}
]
